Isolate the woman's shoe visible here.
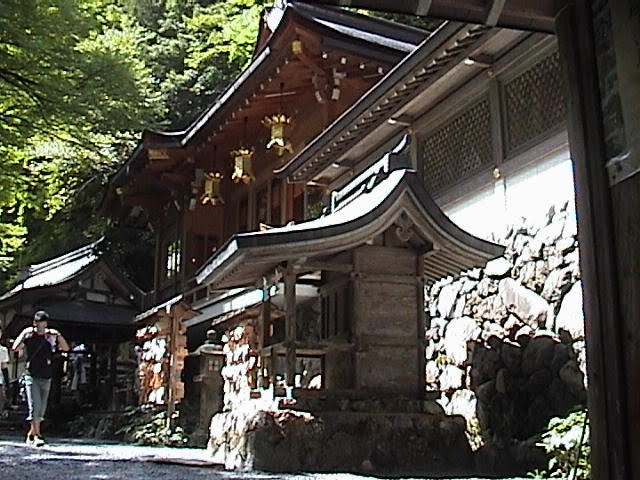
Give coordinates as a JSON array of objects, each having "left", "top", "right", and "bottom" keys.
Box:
[
  {"left": 25, "top": 434, "right": 34, "bottom": 446},
  {"left": 32, "top": 436, "right": 45, "bottom": 447}
]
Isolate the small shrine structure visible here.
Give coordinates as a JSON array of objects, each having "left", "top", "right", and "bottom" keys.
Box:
[
  {"left": 0, "top": 238, "right": 144, "bottom": 409},
  {"left": 196, "top": 149, "right": 503, "bottom": 473}
]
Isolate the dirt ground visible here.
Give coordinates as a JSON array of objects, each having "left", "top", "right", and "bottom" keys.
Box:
[{"left": 0, "top": 435, "right": 530, "bottom": 480}]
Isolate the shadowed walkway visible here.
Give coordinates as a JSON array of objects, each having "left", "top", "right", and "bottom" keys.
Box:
[{"left": 0, "top": 435, "right": 532, "bottom": 480}]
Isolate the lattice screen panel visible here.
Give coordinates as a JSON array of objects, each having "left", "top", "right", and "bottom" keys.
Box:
[
  {"left": 421, "top": 98, "right": 492, "bottom": 193},
  {"left": 504, "top": 51, "right": 566, "bottom": 153}
]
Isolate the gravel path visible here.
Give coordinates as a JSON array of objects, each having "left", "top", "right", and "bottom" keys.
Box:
[
  {"left": 0, "top": 435, "right": 529, "bottom": 480},
  {"left": 0, "top": 436, "right": 261, "bottom": 480}
]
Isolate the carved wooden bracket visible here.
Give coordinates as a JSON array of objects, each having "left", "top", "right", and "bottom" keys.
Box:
[{"left": 395, "top": 212, "right": 414, "bottom": 242}]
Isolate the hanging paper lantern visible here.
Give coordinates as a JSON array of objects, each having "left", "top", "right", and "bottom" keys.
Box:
[
  {"left": 201, "top": 172, "right": 224, "bottom": 206},
  {"left": 263, "top": 113, "right": 294, "bottom": 156},
  {"left": 230, "top": 147, "right": 255, "bottom": 184}
]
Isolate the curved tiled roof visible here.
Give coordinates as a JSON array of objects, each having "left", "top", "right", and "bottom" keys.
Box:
[
  {"left": 196, "top": 168, "right": 504, "bottom": 289},
  {"left": 0, "top": 238, "right": 102, "bottom": 302},
  {"left": 142, "top": 1, "right": 428, "bottom": 149},
  {"left": 101, "top": 1, "right": 431, "bottom": 218}
]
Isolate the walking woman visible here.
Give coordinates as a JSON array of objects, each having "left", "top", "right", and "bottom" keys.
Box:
[{"left": 12, "top": 310, "right": 69, "bottom": 446}]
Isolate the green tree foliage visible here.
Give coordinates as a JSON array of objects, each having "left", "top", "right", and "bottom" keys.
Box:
[
  {"left": 0, "top": 0, "right": 163, "bottom": 284},
  {"left": 529, "top": 409, "right": 591, "bottom": 480},
  {"left": 0, "top": 0, "right": 265, "bottom": 289},
  {"left": 3, "top": 1, "right": 425, "bottom": 291},
  {"left": 125, "top": 0, "right": 266, "bottom": 129}
]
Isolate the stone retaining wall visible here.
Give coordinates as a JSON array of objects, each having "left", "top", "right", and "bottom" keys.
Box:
[{"left": 426, "top": 202, "right": 586, "bottom": 445}]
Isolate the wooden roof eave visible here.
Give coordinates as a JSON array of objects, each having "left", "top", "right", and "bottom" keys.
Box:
[
  {"left": 289, "top": 2, "right": 429, "bottom": 48},
  {"left": 0, "top": 257, "right": 143, "bottom": 311},
  {"left": 134, "top": 22, "right": 288, "bottom": 151},
  {"left": 124, "top": 3, "right": 430, "bottom": 154},
  {"left": 278, "top": 22, "right": 507, "bottom": 183},
  {"left": 0, "top": 238, "right": 102, "bottom": 302},
  {"left": 102, "top": 3, "right": 432, "bottom": 219},
  {"left": 274, "top": 20, "right": 475, "bottom": 181},
  {"left": 289, "top": 10, "right": 423, "bottom": 64},
  {"left": 135, "top": 295, "right": 198, "bottom": 325},
  {"left": 195, "top": 170, "right": 503, "bottom": 290},
  {"left": 0, "top": 261, "right": 97, "bottom": 308},
  {"left": 99, "top": 257, "right": 147, "bottom": 308},
  {"left": 301, "top": 0, "right": 558, "bottom": 34},
  {"left": 292, "top": 26, "right": 537, "bottom": 187},
  {"left": 101, "top": 19, "right": 288, "bottom": 218},
  {"left": 149, "top": 5, "right": 426, "bottom": 152},
  {"left": 99, "top": 142, "right": 146, "bottom": 217}
]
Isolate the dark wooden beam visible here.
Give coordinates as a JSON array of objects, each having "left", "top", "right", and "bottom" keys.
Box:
[
  {"left": 485, "top": 0, "right": 506, "bottom": 26},
  {"left": 293, "top": 260, "right": 353, "bottom": 273},
  {"left": 416, "top": 253, "right": 426, "bottom": 398},
  {"left": 608, "top": 2, "right": 640, "bottom": 476},
  {"left": 261, "top": 299, "right": 269, "bottom": 342},
  {"left": 284, "top": 262, "right": 297, "bottom": 387},
  {"left": 306, "top": 0, "right": 557, "bottom": 33},
  {"left": 146, "top": 158, "right": 177, "bottom": 171},
  {"left": 555, "top": 4, "right": 630, "bottom": 479}
]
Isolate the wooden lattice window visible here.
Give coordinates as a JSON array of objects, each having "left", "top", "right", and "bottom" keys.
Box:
[
  {"left": 504, "top": 51, "right": 566, "bottom": 154},
  {"left": 421, "top": 98, "right": 493, "bottom": 193},
  {"left": 165, "top": 239, "right": 181, "bottom": 279}
]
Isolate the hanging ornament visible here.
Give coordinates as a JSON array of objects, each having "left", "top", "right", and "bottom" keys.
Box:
[
  {"left": 200, "top": 145, "right": 225, "bottom": 205},
  {"left": 201, "top": 172, "right": 224, "bottom": 205},
  {"left": 263, "top": 113, "right": 293, "bottom": 156},
  {"left": 230, "top": 146, "right": 255, "bottom": 184},
  {"left": 263, "top": 83, "right": 294, "bottom": 157},
  {"left": 231, "top": 117, "right": 255, "bottom": 184}
]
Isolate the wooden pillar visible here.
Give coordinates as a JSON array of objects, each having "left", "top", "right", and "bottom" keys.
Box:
[
  {"left": 416, "top": 255, "right": 426, "bottom": 398},
  {"left": 281, "top": 182, "right": 288, "bottom": 224},
  {"left": 259, "top": 296, "right": 271, "bottom": 388},
  {"left": 261, "top": 295, "right": 270, "bottom": 350},
  {"left": 153, "top": 231, "right": 162, "bottom": 304},
  {"left": 166, "top": 312, "right": 177, "bottom": 425},
  {"left": 90, "top": 347, "right": 97, "bottom": 404},
  {"left": 284, "top": 263, "right": 296, "bottom": 387},
  {"left": 166, "top": 308, "right": 187, "bottom": 428},
  {"left": 555, "top": 4, "right": 630, "bottom": 479},
  {"left": 109, "top": 344, "right": 117, "bottom": 408},
  {"left": 608, "top": 3, "right": 640, "bottom": 477}
]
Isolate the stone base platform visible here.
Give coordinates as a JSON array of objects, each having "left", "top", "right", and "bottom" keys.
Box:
[{"left": 209, "top": 397, "right": 474, "bottom": 476}]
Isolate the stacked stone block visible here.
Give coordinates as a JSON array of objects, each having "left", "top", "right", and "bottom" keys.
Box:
[{"left": 426, "top": 202, "right": 586, "bottom": 444}]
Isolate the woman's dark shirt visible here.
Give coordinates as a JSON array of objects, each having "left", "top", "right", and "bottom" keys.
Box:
[{"left": 25, "top": 333, "right": 54, "bottom": 379}]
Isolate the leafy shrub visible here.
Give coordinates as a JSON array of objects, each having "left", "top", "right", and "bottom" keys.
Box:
[
  {"left": 116, "top": 406, "right": 189, "bottom": 446},
  {"left": 529, "top": 408, "right": 590, "bottom": 479}
]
